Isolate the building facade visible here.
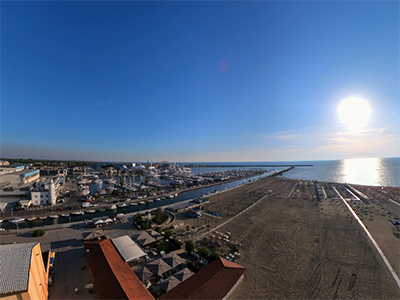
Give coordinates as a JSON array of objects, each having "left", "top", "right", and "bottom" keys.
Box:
[
  {"left": 31, "top": 179, "right": 58, "bottom": 206},
  {"left": 0, "top": 242, "right": 50, "bottom": 300}
]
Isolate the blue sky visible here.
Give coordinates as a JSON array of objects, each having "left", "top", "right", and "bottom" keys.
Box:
[{"left": 1, "top": 1, "right": 399, "bottom": 162}]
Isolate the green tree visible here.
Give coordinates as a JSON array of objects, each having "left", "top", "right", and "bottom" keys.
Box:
[
  {"left": 153, "top": 207, "right": 168, "bottom": 224},
  {"left": 185, "top": 240, "right": 196, "bottom": 253},
  {"left": 197, "top": 246, "right": 210, "bottom": 259},
  {"left": 134, "top": 213, "right": 143, "bottom": 222},
  {"left": 209, "top": 251, "right": 221, "bottom": 262},
  {"left": 33, "top": 229, "right": 45, "bottom": 237},
  {"left": 164, "top": 229, "right": 173, "bottom": 239}
]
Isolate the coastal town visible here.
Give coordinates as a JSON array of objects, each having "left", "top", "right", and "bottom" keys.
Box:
[
  {"left": 0, "top": 158, "right": 399, "bottom": 299},
  {"left": 3, "top": 0, "right": 399, "bottom": 298}
]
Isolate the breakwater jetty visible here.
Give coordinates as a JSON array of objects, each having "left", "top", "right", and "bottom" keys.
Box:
[
  {"left": 188, "top": 164, "right": 313, "bottom": 168},
  {"left": 272, "top": 166, "right": 295, "bottom": 175}
]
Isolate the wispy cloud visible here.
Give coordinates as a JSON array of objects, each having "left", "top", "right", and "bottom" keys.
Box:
[{"left": 213, "top": 124, "right": 399, "bottom": 160}]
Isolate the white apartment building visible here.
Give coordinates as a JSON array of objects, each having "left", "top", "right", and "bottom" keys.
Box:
[{"left": 31, "top": 179, "right": 59, "bottom": 206}]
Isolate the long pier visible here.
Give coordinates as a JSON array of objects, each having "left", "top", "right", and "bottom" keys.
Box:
[
  {"left": 188, "top": 164, "right": 313, "bottom": 168},
  {"left": 272, "top": 166, "right": 295, "bottom": 175}
]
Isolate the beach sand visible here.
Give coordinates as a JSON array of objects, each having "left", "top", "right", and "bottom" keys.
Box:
[{"left": 171, "top": 176, "right": 400, "bottom": 299}]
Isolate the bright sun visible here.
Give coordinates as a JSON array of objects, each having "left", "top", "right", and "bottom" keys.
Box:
[{"left": 339, "top": 97, "right": 371, "bottom": 127}]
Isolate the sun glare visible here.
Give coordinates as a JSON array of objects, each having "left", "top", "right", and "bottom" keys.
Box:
[{"left": 338, "top": 97, "right": 371, "bottom": 127}]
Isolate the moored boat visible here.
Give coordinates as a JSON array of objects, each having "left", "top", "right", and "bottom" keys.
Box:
[
  {"left": 117, "top": 203, "right": 127, "bottom": 208},
  {"left": 138, "top": 201, "right": 146, "bottom": 205},
  {"left": 107, "top": 204, "right": 117, "bottom": 210},
  {"left": 27, "top": 217, "right": 37, "bottom": 221},
  {"left": 96, "top": 208, "right": 105, "bottom": 212},
  {"left": 9, "top": 217, "right": 25, "bottom": 223},
  {"left": 86, "top": 210, "right": 96, "bottom": 214},
  {"left": 146, "top": 199, "right": 153, "bottom": 203},
  {"left": 61, "top": 214, "right": 70, "bottom": 217},
  {"left": 130, "top": 202, "right": 138, "bottom": 206},
  {"left": 71, "top": 210, "right": 84, "bottom": 216},
  {"left": 49, "top": 215, "right": 59, "bottom": 219},
  {"left": 94, "top": 179, "right": 103, "bottom": 185},
  {"left": 154, "top": 198, "right": 161, "bottom": 202}
]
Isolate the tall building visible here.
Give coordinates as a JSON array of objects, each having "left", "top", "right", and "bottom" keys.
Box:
[{"left": 31, "top": 179, "right": 58, "bottom": 206}]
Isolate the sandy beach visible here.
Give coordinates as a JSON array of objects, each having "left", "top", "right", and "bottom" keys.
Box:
[{"left": 172, "top": 176, "right": 400, "bottom": 299}]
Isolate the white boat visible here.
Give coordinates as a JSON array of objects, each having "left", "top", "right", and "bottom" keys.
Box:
[
  {"left": 117, "top": 203, "right": 127, "bottom": 208},
  {"left": 94, "top": 179, "right": 103, "bottom": 185},
  {"left": 27, "top": 217, "right": 37, "bottom": 221},
  {"left": 168, "top": 195, "right": 174, "bottom": 199},
  {"left": 106, "top": 187, "right": 115, "bottom": 193},
  {"left": 139, "top": 201, "right": 146, "bottom": 205},
  {"left": 0, "top": 219, "right": 3, "bottom": 223},
  {"left": 49, "top": 215, "right": 59, "bottom": 219},
  {"left": 86, "top": 210, "right": 96, "bottom": 214},
  {"left": 146, "top": 199, "right": 153, "bottom": 203},
  {"left": 106, "top": 178, "right": 116, "bottom": 184},
  {"left": 130, "top": 202, "right": 138, "bottom": 206},
  {"left": 39, "top": 216, "right": 47, "bottom": 220},
  {"left": 154, "top": 198, "right": 161, "bottom": 202},
  {"left": 98, "top": 189, "right": 107, "bottom": 195},
  {"left": 61, "top": 214, "right": 70, "bottom": 217},
  {"left": 9, "top": 217, "right": 25, "bottom": 223},
  {"left": 78, "top": 185, "right": 90, "bottom": 196},
  {"left": 77, "top": 179, "right": 91, "bottom": 185},
  {"left": 71, "top": 210, "right": 84, "bottom": 216},
  {"left": 107, "top": 204, "right": 117, "bottom": 210}
]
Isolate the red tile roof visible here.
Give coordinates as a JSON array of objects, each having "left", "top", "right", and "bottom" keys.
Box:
[
  {"left": 159, "top": 257, "right": 246, "bottom": 300},
  {"left": 84, "top": 239, "right": 153, "bottom": 300}
]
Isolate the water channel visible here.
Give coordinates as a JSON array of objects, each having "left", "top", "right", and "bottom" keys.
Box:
[{"left": 1, "top": 168, "right": 286, "bottom": 230}]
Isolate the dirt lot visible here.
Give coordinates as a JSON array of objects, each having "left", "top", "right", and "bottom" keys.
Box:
[{"left": 171, "top": 176, "right": 400, "bottom": 299}]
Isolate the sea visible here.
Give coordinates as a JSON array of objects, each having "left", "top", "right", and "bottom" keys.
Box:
[{"left": 192, "top": 157, "right": 400, "bottom": 188}]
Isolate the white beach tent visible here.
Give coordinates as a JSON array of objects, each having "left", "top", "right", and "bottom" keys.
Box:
[{"left": 94, "top": 220, "right": 104, "bottom": 226}]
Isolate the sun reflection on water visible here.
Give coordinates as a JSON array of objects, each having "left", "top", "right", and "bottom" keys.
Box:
[{"left": 342, "top": 158, "right": 382, "bottom": 186}]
